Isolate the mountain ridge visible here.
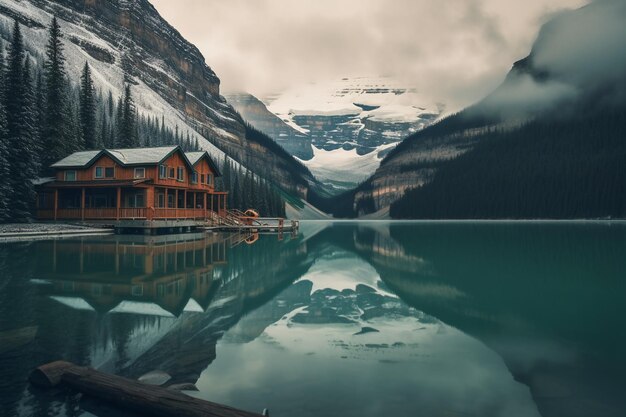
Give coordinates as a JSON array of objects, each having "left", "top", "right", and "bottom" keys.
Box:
[
  {"left": 0, "top": 0, "right": 316, "bottom": 198},
  {"left": 337, "top": 0, "right": 626, "bottom": 218}
]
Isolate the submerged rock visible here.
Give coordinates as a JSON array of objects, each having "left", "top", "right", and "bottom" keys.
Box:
[
  {"left": 353, "top": 326, "right": 380, "bottom": 336},
  {"left": 138, "top": 370, "right": 171, "bottom": 386}
]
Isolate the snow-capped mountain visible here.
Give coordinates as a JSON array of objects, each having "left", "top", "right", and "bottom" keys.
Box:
[
  {"left": 0, "top": 0, "right": 314, "bottom": 198},
  {"left": 266, "top": 77, "right": 442, "bottom": 153},
  {"left": 256, "top": 77, "right": 444, "bottom": 192}
]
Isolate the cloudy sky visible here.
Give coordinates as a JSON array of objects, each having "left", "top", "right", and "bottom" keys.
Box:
[{"left": 151, "top": 0, "right": 588, "bottom": 109}]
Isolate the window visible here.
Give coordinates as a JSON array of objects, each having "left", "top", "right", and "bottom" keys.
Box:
[
  {"left": 159, "top": 164, "right": 167, "bottom": 179},
  {"left": 128, "top": 193, "right": 145, "bottom": 208},
  {"left": 65, "top": 170, "right": 77, "bottom": 181},
  {"left": 95, "top": 167, "right": 114, "bottom": 179},
  {"left": 131, "top": 285, "right": 143, "bottom": 297},
  {"left": 135, "top": 193, "right": 145, "bottom": 208},
  {"left": 134, "top": 168, "right": 145, "bottom": 179},
  {"left": 168, "top": 167, "right": 175, "bottom": 179},
  {"left": 201, "top": 174, "right": 205, "bottom": 184},
  {"left": 92, "top": 284, "right": 103, "bottom": 297},
  {"left": 177, "top": 167, "right": 184, "bottom": 182},
  {"left": 191, "top": 172, "right": 198, "bottom": 184},
  {"left": 207, "top": 174, "right": 213, "bottom": 186}
]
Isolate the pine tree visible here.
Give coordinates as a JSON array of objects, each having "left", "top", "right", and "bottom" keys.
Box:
[
  {"left": 8, "top": 54, "right": 39, "bottom": 221},
  {"left": 41, "top": 16, "right": 71, "bottom": 173},
  {"left": 117, "top": 84, "right": 138, "bottom": 148},
  {"left": 107, "top": 90, "right": 114, "bottom": 118},
  {"left": 69, "top": 100, "right": 83, "bottom": 151},
  {"left": 0, "top": 52, "right": 10, "bottom": 222},
  {"left": 79, "top": 62, "right": 97, "bottom": 149}
]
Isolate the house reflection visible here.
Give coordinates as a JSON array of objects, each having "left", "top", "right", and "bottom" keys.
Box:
[{"left": 35, "top": 233, "right": 228, "bottom": 317}]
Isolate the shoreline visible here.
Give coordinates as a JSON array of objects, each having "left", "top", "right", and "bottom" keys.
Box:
[{"left": 0, "top": 223, "right": 114, "bottom": 241}]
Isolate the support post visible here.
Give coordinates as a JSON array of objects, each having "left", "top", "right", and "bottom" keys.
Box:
[
  {"left": 116, "top": 187, "right": 121, "bottom": 220},
  {"left": 184, "top": 190, "right": 188, "bottom": 218},
  {"left": 145, "top": 187, "right": 154, "bottom": 221},
  {"left": 81, "top": 188, "right": 86, "bottom": 221},
  {"left": 53, "top": 189, "right": 58, "bottom": 221}
]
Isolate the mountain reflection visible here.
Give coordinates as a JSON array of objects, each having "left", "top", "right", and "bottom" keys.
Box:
[
  {"left": 345, "top": 222, "right": 626, "bottom": 417},
  {"left": 1, "top": 222, "right": 625, "bottom": 417}
]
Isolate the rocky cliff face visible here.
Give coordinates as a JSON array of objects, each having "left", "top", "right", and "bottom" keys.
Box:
[
  {"left": 224, "top": 92, "right": 313, "bottom": 160},
  {"left": 0, "top": 0, "right": 314, "bottom": 197},
  {"left": 266, "top": 77, "right": 443, "bottom": 157}
]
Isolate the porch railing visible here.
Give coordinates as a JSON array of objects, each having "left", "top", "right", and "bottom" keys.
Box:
[
  {"left": 153, "top": 208, "right": 207, "bottom": 220},
  {"left": 84, "top": 208, "right": 118, "bottom": 219},
  {"left": 37, "top": 207, "right": 220, "bottom": 221},
  {"left": 119, "top": 208, "right": 147, "bottom": 219}
]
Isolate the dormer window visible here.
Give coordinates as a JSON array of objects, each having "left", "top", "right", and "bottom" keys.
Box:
[
  {"left": 65, "top": 170, "right": 77, "bottom": 181},
  {"left": 177, "top": 167, "right": 184, "bottom": 182},
  {"left": 191, "top": 172, "right": 198, "bottom": 184},
  {"left": 168, "top": 167, "right": 175, "bottom": 179},
  {"left": 95, "top": 166, "right": 114, "bottom": 179},
  {"left": 134, "top": 168, "right": 146, "bottom": 179},
  {"left": 201, "top": 174, "right": 205, "bottom": 184}
]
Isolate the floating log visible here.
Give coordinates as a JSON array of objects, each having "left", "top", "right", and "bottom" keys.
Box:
[{"left": 30, "top": 361, "right": 263, "bottom": 417}]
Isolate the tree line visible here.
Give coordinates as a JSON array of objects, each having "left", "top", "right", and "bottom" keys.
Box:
[
  {"left": 216, "top": 156, "right": 286, "bottom": 218},
  {"left": 390, "top": 103, "right": 626, "bottom": 219},
  {"left": 0, "top": 17, "right": 285, "bottom": 222}
]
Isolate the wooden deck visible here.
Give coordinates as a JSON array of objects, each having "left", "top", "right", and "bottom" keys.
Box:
[{"left": 37, "top": 207, "right": 226, "bottom": 221}]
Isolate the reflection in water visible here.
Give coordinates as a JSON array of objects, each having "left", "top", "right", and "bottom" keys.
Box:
[
  {"left": 1, "top": 222, "right": 625, "bottom": 417},
  {"left": 348, "top": 222, "right": 626, "bottom": 417},
  {"left": 0, "top": 232, "right": 311, "bottom": 417}
]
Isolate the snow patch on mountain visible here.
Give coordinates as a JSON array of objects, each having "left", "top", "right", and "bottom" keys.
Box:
[
  {"left": 298, "top": 142, "right": 397, "bottom": 190},
  {"left": 0, "top": 0, "right": 233, "bottom": 165},
  {"left": 266, "top": 77, "right": 442, "bottom": 127}
]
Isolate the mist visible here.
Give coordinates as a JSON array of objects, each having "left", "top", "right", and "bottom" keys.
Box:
[
  {"left": 476, "top": 0, "right": 626, "bottom": 118},
  {"left": 151, "top": 0, "right": 586, "bottom": 111}
]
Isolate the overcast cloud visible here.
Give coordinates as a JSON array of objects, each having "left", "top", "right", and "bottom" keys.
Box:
[{"left": 150, "top": 0, "right": 588, "bottom": 109}]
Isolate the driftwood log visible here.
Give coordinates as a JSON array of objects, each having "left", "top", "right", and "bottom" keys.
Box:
[{"left": 30, "top": 361, "right": 263, "bottom": 417}]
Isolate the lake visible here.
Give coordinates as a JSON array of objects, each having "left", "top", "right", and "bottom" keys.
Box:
[{"left": 1, "top": 221, "right": 625, "bottom": 417}]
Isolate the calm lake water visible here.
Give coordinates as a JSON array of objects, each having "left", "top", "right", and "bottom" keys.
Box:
[{"left": 1, "top": 221, "right": 625, "bottom": 417}]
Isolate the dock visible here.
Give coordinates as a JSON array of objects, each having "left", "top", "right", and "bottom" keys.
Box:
[
  {"left": 78, "top": 210, "right": 300, "bottom": 236},
  {"left": 30, "top": 361, "right": 266, "bottom": 417}
]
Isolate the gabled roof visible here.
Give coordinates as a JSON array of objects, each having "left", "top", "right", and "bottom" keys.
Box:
[
  {"left": 107, "top": 146, "right": 180, "bottom": 166},
  {"left": 185, "top": 151, "right": 222, "bottom": 177},
  {"left": 51, "top": 146, "right": 195, "bottom": 170},
  {"left": 51, "top": 150, "right": 102, "bottom": 168}
]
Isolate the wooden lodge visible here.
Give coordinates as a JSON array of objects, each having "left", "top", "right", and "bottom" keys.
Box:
[{"left": 36, "top": 146, "right": 228, "bottom": 228}]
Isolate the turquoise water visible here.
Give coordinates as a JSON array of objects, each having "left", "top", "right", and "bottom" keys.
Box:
[{"left": 1, "top": 222, "right": 625, "bottom": 417}]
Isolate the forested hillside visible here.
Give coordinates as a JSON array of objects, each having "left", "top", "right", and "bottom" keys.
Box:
[
  {"left": 391, "top": 103, "right": 626, "bottom": 219},
  {"left": 0, "top": 18, "right": 286, "bottom": 222}
]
